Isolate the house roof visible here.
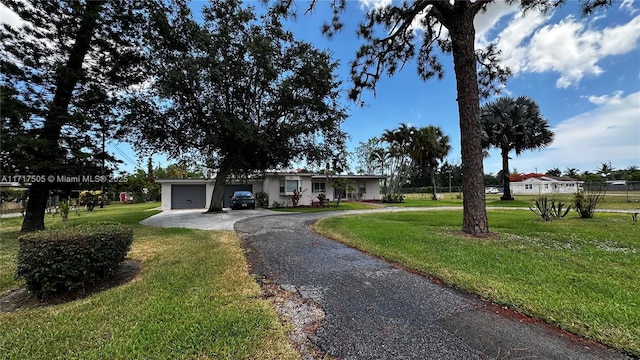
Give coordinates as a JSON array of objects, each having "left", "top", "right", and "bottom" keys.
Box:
[
  {"left": 154, "top": 178, "right": 210, "bottom": 184},
  {"left": 262, "top": 171, "right": 386, "bottom": 179}
]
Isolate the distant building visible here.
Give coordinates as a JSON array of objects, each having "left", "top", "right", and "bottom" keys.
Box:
[{"left": 510, "top": 176, "right": 583, "bottom": 195}]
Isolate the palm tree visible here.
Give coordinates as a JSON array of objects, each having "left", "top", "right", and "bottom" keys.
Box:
[
  {"left": 564, "top": 167, "right": 580, "bottom": 179},
  {"left": 597, "top": 161, "right": 614, "bottom": 180},
  {"left": 368, "top": 147, "right": 389, "bottom": 191},
  {"left": 409, "top": 126, "right": 451, "bottom": 200},
  {"left": 381, "top": 123, "right": 414, "bottom": 194},
  {"left": 481, "top": 96, "right": 554, "bottom": 200}
]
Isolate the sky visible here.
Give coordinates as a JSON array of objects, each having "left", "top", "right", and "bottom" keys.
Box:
[{"left": 2, "top": 1, "right": 639, "bottom": 176}]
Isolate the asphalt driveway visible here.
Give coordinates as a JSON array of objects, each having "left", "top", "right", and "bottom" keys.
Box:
[
  {"left": 236, "top": 212, "right": 631, "bottom": 360},
  {"left": 140, "top": 208, "right": 631, "bottom": 359}
]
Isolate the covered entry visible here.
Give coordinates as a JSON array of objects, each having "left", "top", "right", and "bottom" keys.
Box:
[
  {"left": 223, "top": 185, "right": 252, "bottom": 208},
  {"left": 171, "top": 184, "right": 206, "bottom": 209}
]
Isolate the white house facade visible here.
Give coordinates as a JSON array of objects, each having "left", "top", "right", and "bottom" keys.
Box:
[
  {"left": 156, "top": 172, "right": 385, "bottom": 210},
  {"left": 510, "top": 176, "right": 583, "bottom": 195}
]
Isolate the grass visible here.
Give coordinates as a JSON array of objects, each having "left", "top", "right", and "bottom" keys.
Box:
[
  {"left": 0, "top": 203, "right": 297, "bottom": 359},
  {"left": 399, "top": 192, "right": 640, "bottom": 210},
  {"left": 314, "top": 209, "right": 640, "bottom": 356}
]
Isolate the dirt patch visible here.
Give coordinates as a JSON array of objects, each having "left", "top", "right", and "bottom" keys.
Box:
[
  {"left": 0, "top": 259, "right": 141, "bottom": 312},
  {"left": 259, "top": 280, "right": 332, "bottom": 360}
]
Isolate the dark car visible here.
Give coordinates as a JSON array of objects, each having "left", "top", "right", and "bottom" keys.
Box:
[{"left": 231, "top": 191, "right": 256, "bottom": 210}]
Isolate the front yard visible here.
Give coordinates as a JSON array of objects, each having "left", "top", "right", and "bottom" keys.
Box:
[{"left": 0, "top": 203, "right": 296, "bottom": 359}]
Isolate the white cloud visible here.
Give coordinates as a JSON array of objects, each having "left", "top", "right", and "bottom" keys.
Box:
[
  {"left": 620, "top": 0, "right": 639, "bottom": 15},
  {"left": 0, "top": 3, "right": 24, "bottom": 28},
  {"left": 585, "top": 90, "right": 625, "bottom": 105},
  {"left": 359, "top": 0, "right": 392, "bottom": 11},
  {"left": 475, "top": 2, "right": 520, "bottom": 46},
  {"left": 481, "top": 4, "right": 640, "bottom": 88},
  {"left": 502, "top": 91, "right": 640, "bottom": 173}
]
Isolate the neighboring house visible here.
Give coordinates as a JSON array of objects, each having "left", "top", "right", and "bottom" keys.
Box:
[
  {"left": 156, "top": 172, "right": 386, "bottom": 210},
  {"left": 510, "top": 176, "right": 583, "bottom": 195}
]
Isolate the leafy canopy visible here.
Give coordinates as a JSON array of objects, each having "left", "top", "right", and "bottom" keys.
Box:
[{"left": 125, "top": 0, "right": 348, "bottom": 175}]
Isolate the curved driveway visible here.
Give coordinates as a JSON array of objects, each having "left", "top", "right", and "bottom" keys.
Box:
[{"left": 236, "top": 211, "right": 630, "bottom": 360}]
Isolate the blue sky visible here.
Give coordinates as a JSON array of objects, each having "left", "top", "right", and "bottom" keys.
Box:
[{"left": 2, "top": 1, "right": 638, "bottom": 176}]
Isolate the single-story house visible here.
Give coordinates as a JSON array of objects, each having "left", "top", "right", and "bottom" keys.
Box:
[
  {"left": 156, "top": 172, "right": 386, "bottom": 210},
  {"left": 510, "top": 176, "right": 583, "bottom": 195}
]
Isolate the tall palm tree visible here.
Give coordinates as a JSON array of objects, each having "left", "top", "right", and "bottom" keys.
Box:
[
  {"left": 481, "top": 96, "right": 554, "bottom": 200},
  {"left": 410, "top": 126, "right": 451, "bottom": 200},
  {"left": 368, "top": 147, "right": 389, "bottom": 191},
  {"left": 381, "top": 123, "right": 414, "bottom": 194}
]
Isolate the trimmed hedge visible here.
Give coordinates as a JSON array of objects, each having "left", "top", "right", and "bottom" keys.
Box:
[{"left": 16, "top": 223, "right": 134, "bottom": 299}]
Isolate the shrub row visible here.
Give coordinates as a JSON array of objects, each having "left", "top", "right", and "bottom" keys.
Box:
[{"left": 16, "top": 223, "right": 134, "bottom": 299}]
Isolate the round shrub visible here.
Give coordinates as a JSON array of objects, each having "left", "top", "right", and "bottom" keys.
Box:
[{"left": 16, "top": 223, "right": 134, "bottom": 299}]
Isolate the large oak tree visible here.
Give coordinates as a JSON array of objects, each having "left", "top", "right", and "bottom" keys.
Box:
[
  {"left": 125, "top": 0, "right": 348, "bottom": 212},
  {"left": 277, "top": 0, "right": 613, "bottom": 235}
]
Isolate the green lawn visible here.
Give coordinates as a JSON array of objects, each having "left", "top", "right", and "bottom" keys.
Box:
[
  {"left": 314, "top": 209, "right": 640, "bottom": 356},
  {"left": 0, "top": 203, "right": 296, "bottom": 359},
  {"left": 399, "top": 192, "right": 640, "bottom": 210}
]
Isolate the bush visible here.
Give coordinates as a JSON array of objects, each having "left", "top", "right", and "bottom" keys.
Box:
[
  {"left": 316, "top": 193, "right": 327, "bottom": 207},
  {"left": 574, "top": 188, "right": 605, "bottom": 219},
  {"left": 382, "top": 194, "right": 405, "bottom": 203},
  {"left": 530, "top": 197, "right": 571, "bottom": 221},
  {"left": 255, "top": 191, "right": 269, "bottom": 208},
  {"left": 16, "top": 223, "right": 134, "bottom": 299}
]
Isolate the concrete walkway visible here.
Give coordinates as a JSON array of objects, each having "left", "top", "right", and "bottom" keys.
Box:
[{"left": 139, "top": 208, "right": 281, "bottom": 230}]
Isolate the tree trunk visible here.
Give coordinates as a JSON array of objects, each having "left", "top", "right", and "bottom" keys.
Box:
[
  {"left": 430, "top": 168, "right": 438, "bottom": 200},
  {"left": 20, "top": 183, "right": 50, "bottom": 232},
  {"left": 447, "top": 8, "right": 489, "bottom": 235},
  {"left": 500, "top": 148, "right": 514, "bottom": 200},
  {"left": 207, "top": 166, "right": 231, "bottom": 212},
  {"left": 20, "top": 2, "right": 103, "bottom": 232}
]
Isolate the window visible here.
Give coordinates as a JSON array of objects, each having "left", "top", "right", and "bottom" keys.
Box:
[
  {"left": 525, "top": 184, "right": 533, "bottom": 190},
  {"left": 312, "top": 181, "right": 325, "bottom": 193},
  {"left": 544, "top": 184, "right": 549, "bottom": 189},
  {"left": 357, "top": 181, "right": 366, "bottom": 194},
  {"left": 279, "top": 180, "right": 299, "bottom": 194}
]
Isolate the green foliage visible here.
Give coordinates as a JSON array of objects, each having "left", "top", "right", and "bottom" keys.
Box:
[
  {"left": 1, "top": 1, "right": 156, "bottom": 231},
  {"left": 271, "top": 201, "right": 285, "bottom": 209},
  {"left": 126, "top": 0, "right": 347, "bottom": 177},
  {"left": 289, "top": 188, "right": 305, "bottom": 208},
  {"left": 382, "top": 194, "right": 405, "bottom": 203},
  {"left": 529, "top": 197, "right": 571, "bottom": 221},
  {"left": 59, "top": 201, "right": 71, "bottom": 222},
  {"left": 316, "top": 193, "right": 328, "bottom": 207},
  {"left": 481, "top": 96, "right": 554, "bottom": 200},
  {"left": 255, "top": 192, "right": 269, "bottom": 208},
  {"left": 1, "top": 188, "right": 27, "bottom": 203},
  {"left": 16, "top": 223, "right": 133, "bottom": 299},
  {"left": 574, "top": 188, "right": 605, "bottom": 219}
]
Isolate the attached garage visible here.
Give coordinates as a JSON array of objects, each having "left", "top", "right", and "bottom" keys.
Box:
[{"left": 171, "top": 184, "right": 206, "bottom": 209}]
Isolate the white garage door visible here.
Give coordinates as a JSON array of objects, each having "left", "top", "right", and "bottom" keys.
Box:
[{"left": 171, "top": 185, "right": 206, "bottom": 209}]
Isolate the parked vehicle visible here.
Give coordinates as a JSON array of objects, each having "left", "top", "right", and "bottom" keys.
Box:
[
  {"left": 484, "top": 187, "right": 500, "bottom": 194},
  {"left": 231, "top": 191, "right": 256, "bottom": 209}
]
